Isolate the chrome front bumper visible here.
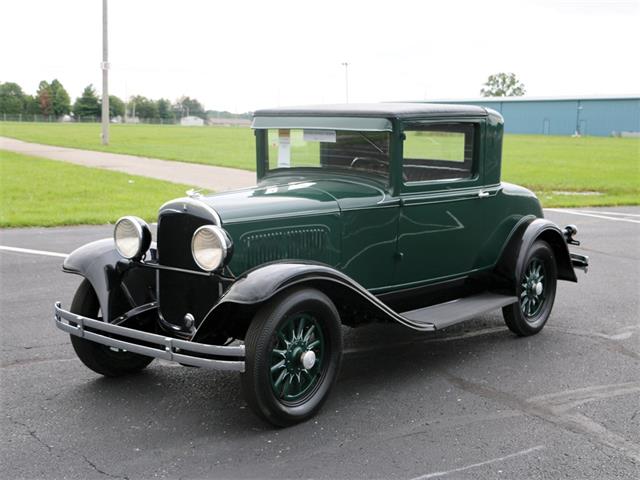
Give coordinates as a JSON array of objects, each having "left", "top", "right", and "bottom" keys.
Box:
[{"left": 54, "top": 302, "right": 245, "bottom": 372}]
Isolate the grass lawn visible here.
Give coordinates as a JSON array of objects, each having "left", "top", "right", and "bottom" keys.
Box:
[
  {"left": 1, "top": 122, "right": 256, "bottom": 170},
  {"left": 1, "top": 122, "right": 639, "bottom": 207},
  {"left": 502, "top": 135, "right": 639, "bottom": 207},
  {"left": 0, "top": 150, "right": 190, "bottom": 227}
]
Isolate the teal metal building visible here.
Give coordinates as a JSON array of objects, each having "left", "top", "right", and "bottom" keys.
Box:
[{"left": 428, "top": 95, "right": 640, "bottom": 137}]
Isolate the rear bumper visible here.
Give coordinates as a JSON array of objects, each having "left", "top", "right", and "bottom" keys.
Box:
[
  {"left": 570, "top": 253, "right": 589, "bottom": 273},
  {"left": 54, "top": 302, "right": 245, "bottom": 372}
]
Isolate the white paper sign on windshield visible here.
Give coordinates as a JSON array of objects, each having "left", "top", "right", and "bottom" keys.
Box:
[{"left": 278, "top": 129, "right": 291, "bottom": 167}]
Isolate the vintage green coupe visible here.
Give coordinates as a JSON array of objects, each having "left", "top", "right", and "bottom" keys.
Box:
[{"left": 54, "top": 104, "right": 588, "bottom": 426}]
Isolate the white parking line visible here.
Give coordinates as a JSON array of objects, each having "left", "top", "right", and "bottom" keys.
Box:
[
  {"left": 0, "top": 245, "right": 68, "bottom": 258},
  {"left": 545, "top": 209, "right": 640, "bottom": 224},
  {"left": 572, "top": 210, "right": 640, "bottom": 218},
  {"left": 411, "top": 445, "right": 545, "bottom": 479}
]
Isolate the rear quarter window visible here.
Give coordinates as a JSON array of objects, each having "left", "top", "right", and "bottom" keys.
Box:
[{"left": 403, "top": 123, "right": 475, "bottom": 183}]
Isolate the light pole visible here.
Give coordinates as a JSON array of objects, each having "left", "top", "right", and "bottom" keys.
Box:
[
  {"left": 341, "top": 62, "right": 349, "bottom": 103},
  {"left": 101, "top": 0, "right": 110, "bottom": 145}
]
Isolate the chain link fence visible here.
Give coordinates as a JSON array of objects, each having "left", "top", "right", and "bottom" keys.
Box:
[{"left": 0, "top": 113, "right": 251, "bottom": 126}]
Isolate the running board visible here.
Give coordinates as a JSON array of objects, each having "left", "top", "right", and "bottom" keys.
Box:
[{"left": 399, "top": 293, "right": 517, "bottom": 330}]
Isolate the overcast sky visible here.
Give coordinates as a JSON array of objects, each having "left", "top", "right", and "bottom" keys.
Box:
[{"left": 2, "top": 0, "right": 638, "bottom": 112}]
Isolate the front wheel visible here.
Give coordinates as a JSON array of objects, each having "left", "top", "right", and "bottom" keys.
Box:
[
  {"left": 69, "top": 279, "right": 153, "bottom": 377},
  {"left": 503, "top": 240, "right": 558, "bottom": 336},
  {"left": 241, "top": 288, "right": 343, "bottom": 427}
]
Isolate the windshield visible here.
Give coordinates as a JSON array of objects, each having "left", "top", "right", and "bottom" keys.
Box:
[{"left": 264, "top": 128, "right": 391, "bottom": 179}]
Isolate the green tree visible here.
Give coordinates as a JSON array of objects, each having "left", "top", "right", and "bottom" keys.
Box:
[
  {"left": 0, "top": 82, "right": 26, "bottom": 114},
  {"left": 23, "top": 95, "right": 40, "bottom": 115},
  {"left": 109, "top": 95, "right": 125, "bottom": 118},
  {"left": 174, "top": 96, "right": 205, "bottom": 119},
  {"left": 157, "top": 98, "right": 174, "bottom": 120},
  {"left": 129, "top": 95, "right": 158, "bottom": 119},
  {"left": 49, "top": 79, "right": 71, "bottom": 116},
  {"left": 73, "top": 84, "right": 100, "bottom": 119},
  {"left": 480, "top": 72, "right": 526, "bottom": 97},
  {"left": 36, "top": 80, "right": 54, "bottom": 115}
]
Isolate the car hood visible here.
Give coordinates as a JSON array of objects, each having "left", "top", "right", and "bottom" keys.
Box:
[{"left": 197, "top": 176, "right": 388, "bottom": 224}]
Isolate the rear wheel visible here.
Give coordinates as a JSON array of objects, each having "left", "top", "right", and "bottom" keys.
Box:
[
  {"left": 503, "top": 240, "right": 557, "bottom": 336},
  {"left": 241, "top": 288, "right": 342, "bottom": 427},
  {"left": 69, "top": 279, "right": 153, "bottom": 377}
]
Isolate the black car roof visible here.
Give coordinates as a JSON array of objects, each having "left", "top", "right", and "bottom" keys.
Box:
[{"left": 253, "top": 103, "right": 488, "bottom": 118}]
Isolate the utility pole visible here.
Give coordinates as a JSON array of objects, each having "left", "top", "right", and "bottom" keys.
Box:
[
  {"left": 341, "top": 62, "right": 349, "bottom": 103},
  {"left": 101, "top": 0, "right": 110, "bottom": 145}
]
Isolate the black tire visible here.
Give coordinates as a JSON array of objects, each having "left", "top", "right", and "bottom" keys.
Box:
[
  {"left": 503, "top": 240, "right": 557, "bottom": 336},
  {"left": 241, "top": 287, "right": 343, "bottom": 427},
  {"left": 69, "top": 279, "right": 153, "bottom": 377}
]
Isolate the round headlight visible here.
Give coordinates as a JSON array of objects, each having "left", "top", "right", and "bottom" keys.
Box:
[
  {"left": 191, "top": 225, "right": 229, "bottom": 271},
  {"left": 114, "top": 216, "right": 151, "bottom": 259}
]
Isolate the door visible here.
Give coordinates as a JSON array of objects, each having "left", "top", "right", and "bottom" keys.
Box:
[
  {"left": 543, "top": 118, "right": 550, "bottom": 135},
  {"left": 394, "top": 120, "right": 490, "bottom": 288}
]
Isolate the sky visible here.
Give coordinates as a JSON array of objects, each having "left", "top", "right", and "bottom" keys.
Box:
[{"left": 2, "top": 0, "right": 639, "bottom": 113}]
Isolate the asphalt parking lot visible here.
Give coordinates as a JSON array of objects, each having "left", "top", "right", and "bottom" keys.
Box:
[{"left": 1, "top": 207, "right": 638, "bottom": 479}]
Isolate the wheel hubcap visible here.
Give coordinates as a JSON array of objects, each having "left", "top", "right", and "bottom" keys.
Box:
[
  {"left": 535, "top": 282, "right": 543, "bottom": 296},
  {"left": 300, "top": 350, "right": 316, "bottom": 370},
  {"left": 520, "top": 259, "right": 546, "bottom": 318},
  {"left": 270, "top": 313, "right": 324, "bottom": 402}
]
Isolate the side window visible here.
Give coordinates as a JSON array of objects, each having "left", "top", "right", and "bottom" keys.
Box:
[{"left": 403, "top": 123, "right": 475, "bottom": 183}]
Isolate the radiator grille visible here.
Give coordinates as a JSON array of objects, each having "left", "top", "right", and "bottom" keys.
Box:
[{"left": 157, "top": 211, "right": 219, "bottom": 328}]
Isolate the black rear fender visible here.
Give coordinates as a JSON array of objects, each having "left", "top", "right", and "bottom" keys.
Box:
[{"left": 495, "top": 218, "right": 577, "bottom": 294}]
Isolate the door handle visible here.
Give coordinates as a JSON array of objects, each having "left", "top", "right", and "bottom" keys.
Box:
[{"left": 478, "top": 191, "right": 490, "bottom": 198}]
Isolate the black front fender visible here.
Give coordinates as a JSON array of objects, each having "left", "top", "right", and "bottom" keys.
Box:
[
  {"left": 193, "top": 262, "right": 430, "bottom": 341},
  {"left": 63, "top": 239, "right": 122, "bottom": 321},
  {"left": 63, "top": 239, "right": 156, "bottom": 322},
  {"left": 217, "top": 262, "right": 352, "bottom": 305}
]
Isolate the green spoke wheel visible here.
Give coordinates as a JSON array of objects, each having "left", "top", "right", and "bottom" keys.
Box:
[
  {"left": 241, "top": 288, "right": 342, "bottom": 427},
  {"left": 520, "top": 259, "right": 546, "bottom": 319},
  {"left": 269, "top": 313, "right": 325, "bottom": 403},
  {"left": 503, "top": 240, "right": 557, "bottom": 336}
]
